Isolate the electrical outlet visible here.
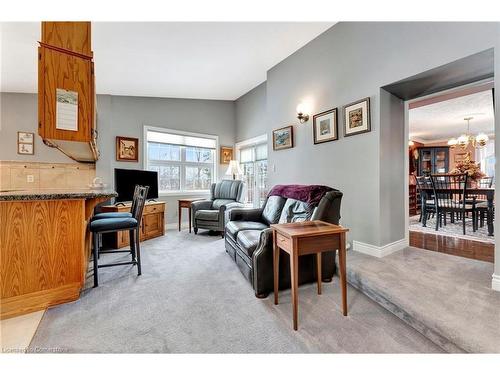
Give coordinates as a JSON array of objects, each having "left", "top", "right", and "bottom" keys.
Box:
[{"left": 27, "top": 175, "right": 34, "bottom": 183}]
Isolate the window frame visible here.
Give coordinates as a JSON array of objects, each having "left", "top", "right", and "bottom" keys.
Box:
[
  {"left": 235, "top": 134, "right": 268, "bottom": 207},
  {"left": 143, "top": 125, "right": 219, "bottom": 196}
]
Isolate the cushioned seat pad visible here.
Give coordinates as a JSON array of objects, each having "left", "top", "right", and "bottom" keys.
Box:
[
  {"left": 195, "top": 209, "right": 219, "bottom": 221},
  {"left": 90, "top": 217, "right": 138, "bottom": 232},
  {"left": 226, "top": 220, "right": 268, "bottom": 240},
  {"left": 236, "top": 230, "right": 261, "bottom": 258},
  {"left": 91, "top": 212, "right": 132, "bottom": 221}
]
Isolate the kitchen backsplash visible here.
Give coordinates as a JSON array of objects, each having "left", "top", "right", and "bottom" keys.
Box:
[{"left": 0, "top": 161, "right": 96, "bottom": 190}]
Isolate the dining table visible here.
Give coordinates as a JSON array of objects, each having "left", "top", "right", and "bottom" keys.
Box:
[{"left": 419, "top": 186, "right": 495, "bottom": 236}]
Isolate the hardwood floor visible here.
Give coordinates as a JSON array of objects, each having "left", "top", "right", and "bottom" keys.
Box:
[{"left": 409, "top": 230, "right": 494, "bottom": 263}]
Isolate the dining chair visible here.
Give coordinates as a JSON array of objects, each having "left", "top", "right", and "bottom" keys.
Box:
[
  {"left": 474, "top": 177, "right": 494, "bottom": 228},
  {"left": 415, "top": 175, "right": 436, "bottom": 223},
  {"left": 89, "top": 185, "right": 149, "bottom": 287},
  {"left": 430, "top": 173, "right": 476, "bottom": 235}
]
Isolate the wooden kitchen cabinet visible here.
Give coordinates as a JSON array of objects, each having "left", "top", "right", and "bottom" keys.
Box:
[
  {"left": 100, "top": 201, "right": 166, "bottom": 249},
  {"left": 38, "top": 21, "right": 99, "bottom": 162},
  {"left": 41, "top": 22, "right": 92, "bottom": 57}
]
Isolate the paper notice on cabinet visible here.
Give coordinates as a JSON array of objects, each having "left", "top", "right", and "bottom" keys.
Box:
[{"left": 56, "top": 88, "right": 78, "bottom": 131}]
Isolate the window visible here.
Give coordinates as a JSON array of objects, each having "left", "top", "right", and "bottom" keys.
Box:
[
  {"left": 476, "top": 140, "right": 496, "bottom": 182},
  {"left": 145, "top": 128, "right": 217, "bottom": 194},
  {"left": 237, "top": 137, "right": 268, "bottom": 207}
]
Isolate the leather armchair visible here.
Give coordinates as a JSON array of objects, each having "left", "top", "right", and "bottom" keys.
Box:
[{"left": 192, "top": 180, "right": 245, "bottom": 236}]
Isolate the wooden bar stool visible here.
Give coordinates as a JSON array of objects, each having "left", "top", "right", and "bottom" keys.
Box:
[{"left": 89, "top": 185, "right": 149, "bottom": 287}]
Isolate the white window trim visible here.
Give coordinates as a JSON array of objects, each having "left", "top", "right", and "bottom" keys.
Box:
[
  {"left": 235, "top": 134, "right": 268, "bottom": 161},
  {"left": 143, "top": 125, "right": 219, "bottom": 197},
  {"left": 235, "top": 134, "right": 268, "bottom": 207}
]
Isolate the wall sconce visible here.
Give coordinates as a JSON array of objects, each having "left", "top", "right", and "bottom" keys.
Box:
[{"left": 296, "top": 103, "right": 310, "bottom": 123}]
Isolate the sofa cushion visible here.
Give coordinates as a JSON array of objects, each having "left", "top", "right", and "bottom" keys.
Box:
[
  {"left": 262, "top": 195, "right": 286, "bottom": 225},
  {"left": 278, "top": 198, "right": 314, "bottom": 223},
  {"left": 236, "top": 230, "right": 261, "bottom": 258},
  {"left": 226, "top": 220, "right": 268, "bottom": 240},
  {"left": 195, "top": 209, "right": 219, "bottom": 221},
  {"left": 212, "top": 199, "right": 235, "bottom": 210}
]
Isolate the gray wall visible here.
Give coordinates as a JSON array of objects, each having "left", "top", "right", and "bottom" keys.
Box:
[
  {"left": 262, "top": 22, "right": 500, "bottom": 248},
  {"left": 0, "top": 92, "right": 77, "bottom": 163},
  {"left": 96, "top": 95, "right": 236, "bottom": 225},
  {"left": 1, "top": 93, "right": 236, "bottom": 225},
  {"left": 495, "top": 26, "right": 500, "bottom": 279},
  {"left": 235, "top": 81, "right": 267, "bottom": 142}
]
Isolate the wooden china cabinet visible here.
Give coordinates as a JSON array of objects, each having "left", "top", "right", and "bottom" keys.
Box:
[{"left": 417, "top": 147, "right": 449, "bottom": 176}]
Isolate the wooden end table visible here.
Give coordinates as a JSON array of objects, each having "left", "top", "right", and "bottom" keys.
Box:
[
  {"left": 178, "top": 198, "right": 203, "bottom": 232},
  {"left": 271, "top": 220, "right": 349, "bottom": 330}
]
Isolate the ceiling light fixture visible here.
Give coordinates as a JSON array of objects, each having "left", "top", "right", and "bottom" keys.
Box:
[{"left": 447, "top": 117, "right": 489, "bottom": 150}]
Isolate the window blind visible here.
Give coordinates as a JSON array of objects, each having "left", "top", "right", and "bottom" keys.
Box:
[
  {"left": 255, "top": 143, "right": 267, "bottom": 161},
  {"left": 147, "top": 130, "right": 216, "bottom": 149}
]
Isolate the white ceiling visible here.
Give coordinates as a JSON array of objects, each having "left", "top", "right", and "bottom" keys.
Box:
[
  {"left": 0, "top": 22, "right": 334, "bottom": 100},
  {"left": 409, "top": 90, "right": 495, "bottom": 143}
]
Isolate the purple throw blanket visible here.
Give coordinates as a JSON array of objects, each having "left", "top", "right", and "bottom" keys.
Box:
[{"left": 268, "top": 184, "right": 333, "bottom": 206}]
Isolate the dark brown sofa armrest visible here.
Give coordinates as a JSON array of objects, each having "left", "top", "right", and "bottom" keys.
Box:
[{"left": 228, "top": 207, "right": 264, "bottom": 222}]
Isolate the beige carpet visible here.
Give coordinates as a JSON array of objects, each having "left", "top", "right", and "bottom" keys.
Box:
[{"left": 29, "top": 230, "right": 442, "bottom": 353}]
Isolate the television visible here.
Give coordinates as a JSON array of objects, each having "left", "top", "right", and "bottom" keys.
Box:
[{"left": 114, "top": 168, "right": 159, "bottom": 203}]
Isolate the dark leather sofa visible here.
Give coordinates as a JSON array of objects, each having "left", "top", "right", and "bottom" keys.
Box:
[{"left": 224, "top": 186, "right": 343, "bottom": 298}]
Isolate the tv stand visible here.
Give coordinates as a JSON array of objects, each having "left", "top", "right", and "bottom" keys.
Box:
[
  {"left": 147, "top": 199, "right": 158, "bottom": 202},
  {"left": 100, "top": 201, "right": 166, "bottom": 248}
]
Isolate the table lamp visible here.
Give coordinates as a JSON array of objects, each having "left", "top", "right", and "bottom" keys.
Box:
[{"left": 225, "top": 160, "right": 243, "bottom": 180}]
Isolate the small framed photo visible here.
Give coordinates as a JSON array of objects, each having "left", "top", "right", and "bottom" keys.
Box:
[
  {"left": 343, "top": 97, "right": 371, "bottom": 137},
  {"left": 116, "top": 136, "right": 139, "bottom": 162},
  {"left": 18, "top": 143, "right": 34, "bottom": 155},
  {"left": 313, "top": 108, "right": 338, "bottom": 144},
  {"left": 273, "top": 125, "right": 294, "bottom": 151},
  {"left": 220, "top": 146, "right": 233, "bottom": 164},
  {"left": 17, "top": 131, "right": 34, "bottom": 155}
]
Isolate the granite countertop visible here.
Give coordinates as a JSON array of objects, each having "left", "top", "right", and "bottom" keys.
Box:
[{"left": 0, "top": 189, "right": 117, "bottom": 201}]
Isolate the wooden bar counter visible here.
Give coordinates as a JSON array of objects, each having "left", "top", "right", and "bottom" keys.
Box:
[{"left": 0, "top": 189, "right": 116, "bottom": 319}]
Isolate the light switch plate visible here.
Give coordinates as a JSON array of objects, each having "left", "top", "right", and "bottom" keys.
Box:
[{"left": 27, "top": 175, "right": 34, "bottom": 183}]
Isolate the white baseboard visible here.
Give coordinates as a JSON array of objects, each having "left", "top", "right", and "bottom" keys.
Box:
[
  {"left": 353, "top": 238, "right": 408, "bottom": 258},
  {"left": 492, "top": 274, "right": 500, "bottom": 292}
]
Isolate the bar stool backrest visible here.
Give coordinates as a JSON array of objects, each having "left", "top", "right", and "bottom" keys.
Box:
[
  {"left": 130, "top": 185, "right": 141, "bottom": 214},
  {"left": 132, "top": 185, "right": 150, "bottom": 224}
]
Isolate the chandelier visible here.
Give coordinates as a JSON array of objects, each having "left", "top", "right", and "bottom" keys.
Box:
[{"left": 447, "top": 117, "right": 489, "bottom": 149}]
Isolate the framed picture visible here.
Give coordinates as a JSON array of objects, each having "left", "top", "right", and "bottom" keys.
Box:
[
  {"left": 313, "top": 108, "right": 338, "bottom": 144},
  {"left": 17, "top": 131, "right": 34, "bottom": 155},
  {"left": 343, "top": 97, "right": 371, "bottom": 137},
  {"left": 273, "top": 126, "right": 294, "bottom": 151},
  {"left": 18, "top": 143, "right": 34, "bottom": 155},
  {"left": 220, "top": 146, "right": 233, "bottom": 164},
  {"left": 116, "top": 136, "right": 139, "bottom": 162}
]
